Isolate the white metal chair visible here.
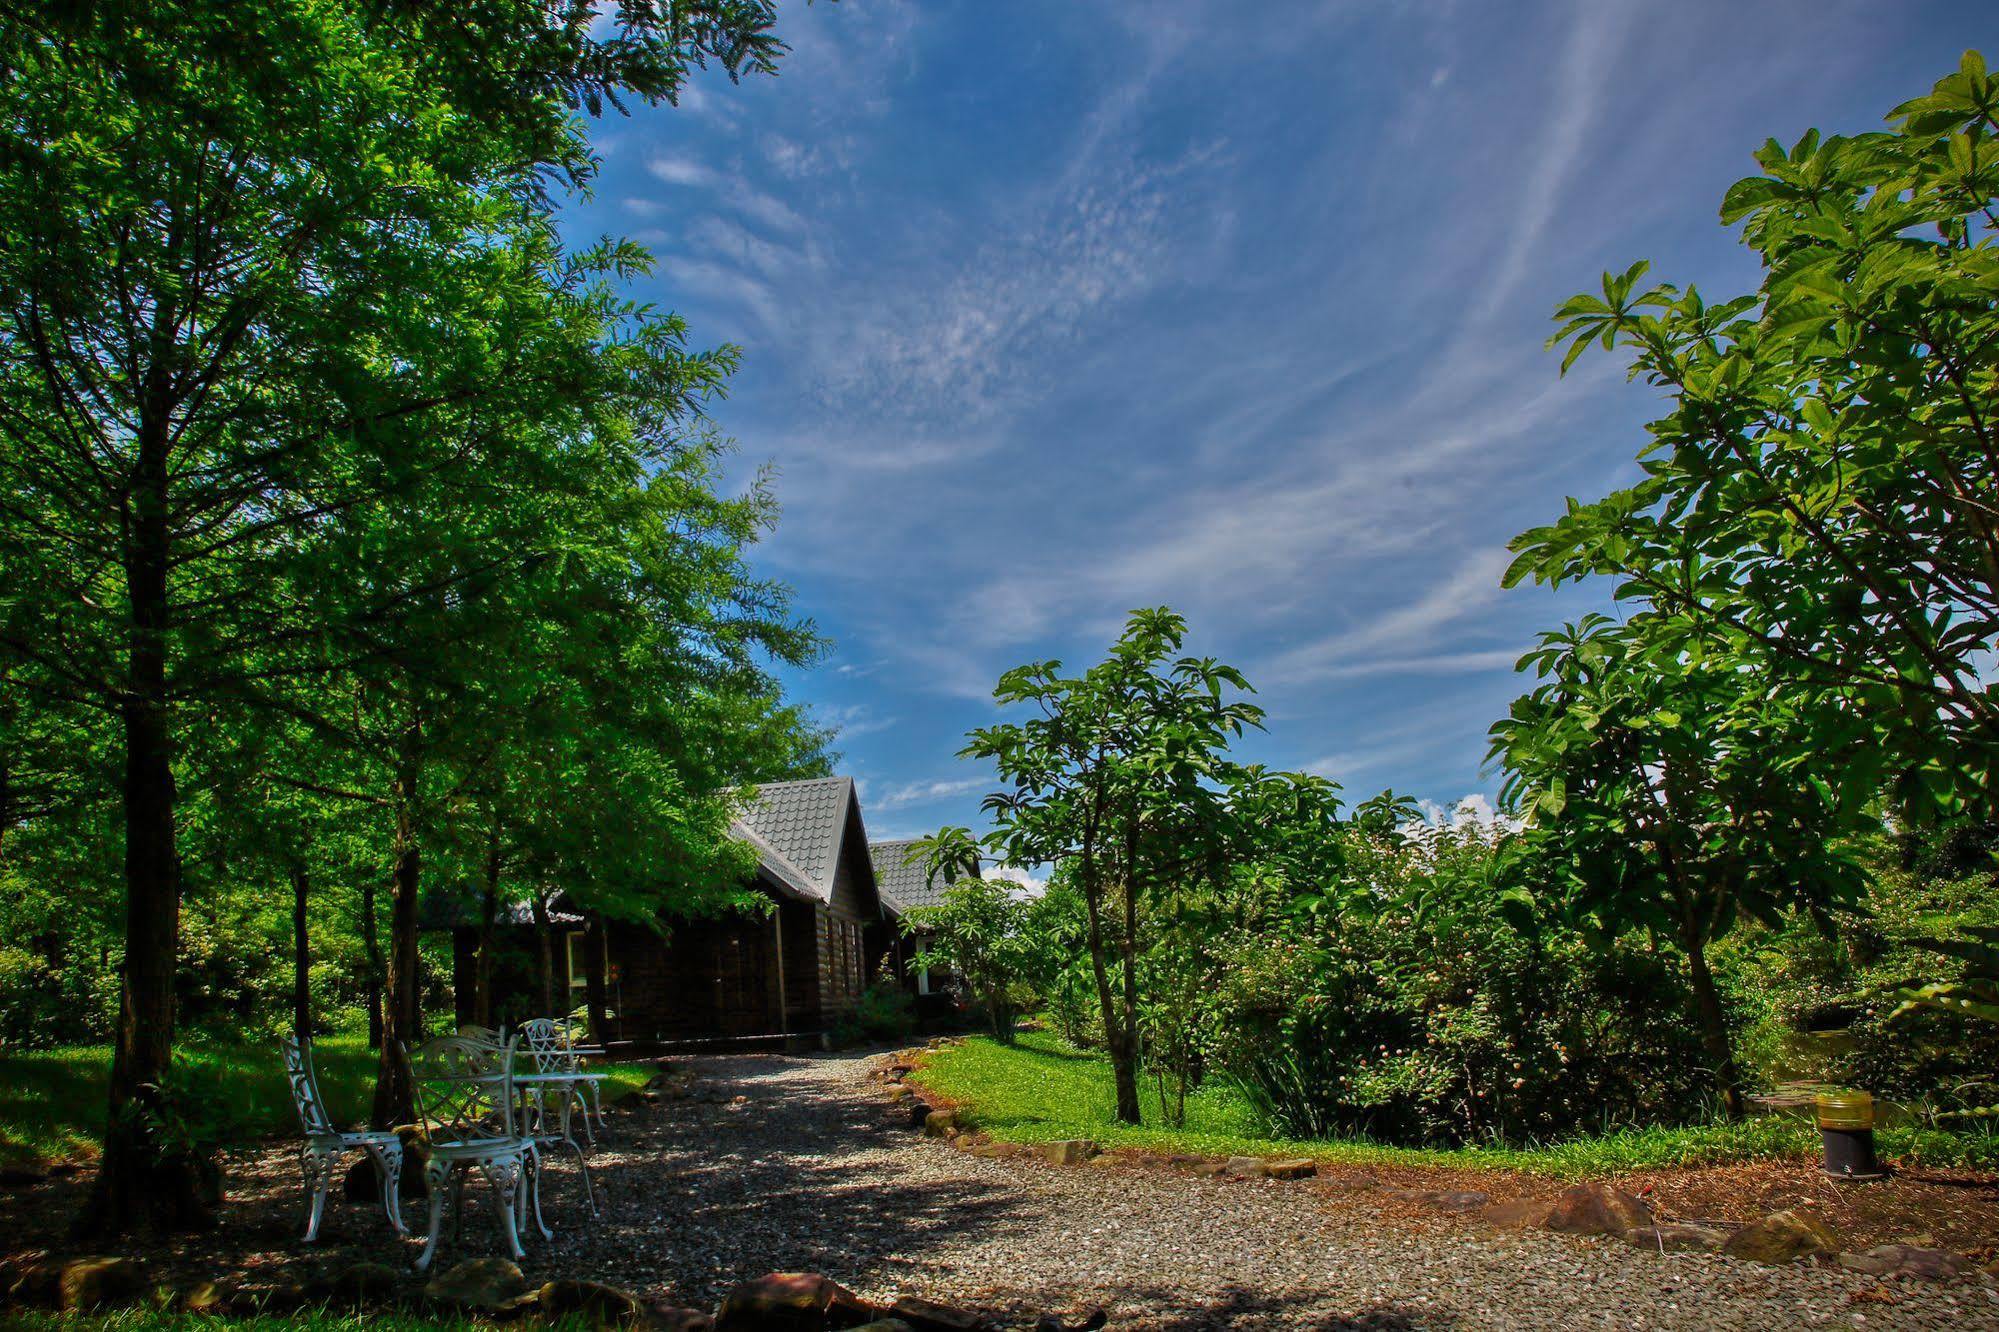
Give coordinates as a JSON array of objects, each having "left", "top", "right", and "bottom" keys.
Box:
[
  {"left": 406, "top": 1034, "right": 548, "bottom": 1272},
  {"left": 520, "top": 1017, "right": 607, "bottom": 1136},
  {"left": 280, "top": 1036, "right": 407, "bottom": 1243},
  {"left": 516, "top": 1017, "right": 603, "bottom": 1214}
]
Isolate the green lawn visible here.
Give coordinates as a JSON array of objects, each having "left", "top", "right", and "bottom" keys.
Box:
[
  {"left": 0, "top": 1034, "right": 654, "bottom": 1169},
  {"left": 911, "top": 1031, "right": 1999, "bottom": 1178}
]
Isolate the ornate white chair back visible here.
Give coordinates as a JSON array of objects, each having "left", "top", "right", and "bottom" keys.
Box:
[
  {"left": 409, "top": 1034, "right": 518, "bottom": 1144},
  {"left": 281, "top": 1035, "right": 337, "bottom": 1138},
  {"left": 517, "top": 1017, "right": 577, "bottom": 1074}
]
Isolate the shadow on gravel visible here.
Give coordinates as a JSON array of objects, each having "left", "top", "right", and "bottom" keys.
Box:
[
  {"left": 584, "top": 1051, "right": 1042, "bottom": 1300},
  {"left": 0, "top": 1049, "right": 1036, "bottom": 1306},
  {"left": 1111, "top": 1282, "right": 1458, "bottom": 1331}
]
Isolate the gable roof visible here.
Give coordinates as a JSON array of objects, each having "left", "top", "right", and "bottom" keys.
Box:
[
  {"left": 416, "top": 893, "right": 583, "bottom": 932},
  {"left": 730, "top": 776, "right": 871, "bottom": 906},
  {"left": 870, "top": 838, "right": 976, "bottom": 917}
]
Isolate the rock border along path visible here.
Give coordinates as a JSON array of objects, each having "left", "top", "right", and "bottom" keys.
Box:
[{"left": 609, "top": 1049, "right": 1992, "bottom": 1330}]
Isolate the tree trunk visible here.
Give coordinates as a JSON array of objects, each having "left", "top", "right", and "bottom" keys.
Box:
[
  {"left": 371, "top": 779, "right": 423, "bottom": 1128},
  {"left": 291, "top": 861, "right": 311, "bottom": 1039},
  {"left": 362, "top": 874, "right": 383, "bottom": 1049},
  {"left": 1683, "top": 932, "right": 1744, "bottom": 1119},
  {"left": 1110, "top": 824, "right": 1144, "bottom": 1125},
  {"left": 82, "top": 417, "right": 209, "bottom": 1237},
  {"left": 1111, "top": 882, "right": 1143, "bottom": 1123},
  {"left": 581, "top": 914, "right": 610, "bottom": 1042},
  {"left": 530, "top": 891, "right": 555, "bottom": 1016},
  {"left": 1075, "top": 818, "right": 1137, "bottom": 1122},
  {"left": 475, "top": 832, "right": 501, "bottom": 1027}
]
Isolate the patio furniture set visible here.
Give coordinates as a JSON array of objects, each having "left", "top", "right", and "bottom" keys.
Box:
[{"left": 281, "top": 1018, "right": 609, "bottom": 1271}]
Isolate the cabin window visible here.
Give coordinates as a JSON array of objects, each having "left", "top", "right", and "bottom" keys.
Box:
[{"left": 564, "top": 931, "right": 589, "bottom": 1008}]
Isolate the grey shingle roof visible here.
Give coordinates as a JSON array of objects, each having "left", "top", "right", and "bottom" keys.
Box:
[
  {"left": 418, "top": 894, "right": 584, "bottom": 931},
  {"left": 730, "top": 777, "right": 860, "bottom": 905},
  {"left": 870, "top": 838, "right": 976, "bottom": 917}
]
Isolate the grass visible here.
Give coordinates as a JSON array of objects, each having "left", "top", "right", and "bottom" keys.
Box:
[
  {"left": 911, "top": 1031, "right": 1999, "bottom": 1178},
  {"left": 0, "top": 1031, "right": 655, "bottom": 1170}
]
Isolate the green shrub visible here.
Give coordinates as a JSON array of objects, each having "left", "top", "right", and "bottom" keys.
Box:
[{"left": 834, "top": 981, "right": 916, "bottom": 1046}]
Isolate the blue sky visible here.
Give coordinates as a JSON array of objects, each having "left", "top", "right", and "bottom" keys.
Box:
[{"left": 564, "top": 0, "right": 1988, "bottom": 841}]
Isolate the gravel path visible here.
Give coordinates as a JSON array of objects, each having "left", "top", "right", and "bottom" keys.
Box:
[
  {"left": 569, "top": 1050, "right": 1993, "bottom": 1331},
  {"left": 6, "top": 1048, "right": 1990, "bottom": 1330}
]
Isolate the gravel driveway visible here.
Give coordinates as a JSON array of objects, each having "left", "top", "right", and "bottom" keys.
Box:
[
  {"left": 7, "top": 1048, "right": 1990, "bottom": 1330},
  {"left": 563, "top": 1050, "right": 1993, "bottom": 1331}
]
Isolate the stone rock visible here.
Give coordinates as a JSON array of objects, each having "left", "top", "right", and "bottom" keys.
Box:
[
  {"left": 902, "top": 1102, "right": 934, "bottom": 1129},
  {"left": 1223, "top": 1155, "right": 1268, "bottom": 1177},
  {"left": 714, "top": 1272, "right": 879, "bottom": 1331},
  {"left": 1544, "top": 1182, "right": 1651, "bottom": 1237},
  {"left": 1623, "top": 1223, "right": 1728, "bottom": 1253},
  {"left": 318, "top": 1261, "right": 402, "bottom": 1305},
  {"left": 1479, "top": 1197, "right": 1553, "bottom": 1229},
  {"left": 1035, "top": 1140, "right": 1100, "bottom": 1166},
  {"left": 1264, "top": 1158, "right": 1318, "bottom": 1180},
  {"left": 1435, "top": 1189, "right": 1490, "bottom": 1211},
  {"left": 425, "top": 1257, "right": 529, "bottom": 1312},
  {"left": 1721, "top": 1209, "right": 1839, "bottom": 1265},
  {"left": 645, "top": 1307, "right": 716, "bottom": 1332},
  {"left": 0, "top": 1162, "right": 47, "bottom": 1188},
  {"left": 921, "top": 1110, "right": 958, "bottom": 1138},
  {"left": 5, "top": 1257, "right": 63, "bottom": 1308},
  {"left": 344, "top": 1126, "right": 428, "bottom": 1201},
  {"left": 887, "top": 1294, "right": 997, "bottom": 1331},
  {"left": 1382, "top": 1186, "right": 1488, "bottom": 1211},
  {"left": 1837, "top": 1244, "right": 1973, "bottom": 1282},
  {"left": 176, "top": 1279, "right": 235, "bottom": 1314},
  {"left": 1034, "top": 1311, "right": 1108, "bottom": 1332},
  {"left": 849, "top": 1322, "right": 913, "bottom": 1332},
  {"left": 536, "top": 1278, "right": 651, "bottom": 1326},
  {"left": 57, "top": 1257, "right": 149, "bottom": 1312},
  {"left": 239, "top": 1281, "right": 310, "bottom": 1313}
]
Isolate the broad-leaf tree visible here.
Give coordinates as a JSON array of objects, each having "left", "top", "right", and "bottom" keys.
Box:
[
  {"left": 967, "top": 608, "right": 1262, "bottom": 1123},
  {"left": 1509, "top": 51, "right": 1999, "bottom": 823},
  {"left": 1488, "top": 614, "right": 1872, "bottom": 1115}
]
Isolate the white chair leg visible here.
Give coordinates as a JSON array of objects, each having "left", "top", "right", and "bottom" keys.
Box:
[
  {"left": 484, "top": 1159, "right": 526, "bottom": 1261},
  {"left": 300, "top": 1145, "right": 334, "bottom": 1243},
  {"left": 558, "top": 1097, "right": 597, "bottom": 1216},
  {"left": 414, "top": 1159, "right": 451, "bottom": 1273},
  {"left": 368, "top": 1141, "right": 408, "bottom": 1234},
  {"left": 528, "top": 1144, "right": 555, "bottom": 1236}
]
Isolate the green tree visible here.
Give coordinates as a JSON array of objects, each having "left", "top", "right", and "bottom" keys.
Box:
[
  {"left": 905, "top": 827, "right": 1032, "bottom": 1043},
  {"left": 967, "top": 608, "right": 1261, "bottom": 1123},
  {"left": 0, "top": 0, "right": 786, "bottom": 1232},
  {"left": 1488, "top": 614, "right": 1872, "bottom": 1116},
  {"left": 1509, "top": 51, "right": 1999, "bottom": 824}
]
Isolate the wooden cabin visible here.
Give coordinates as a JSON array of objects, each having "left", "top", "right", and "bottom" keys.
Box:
[
  {"left": 434, "top": 777, "right": 914, "bottom": 1043},
  {"left": 868, "top": 837, "right": 965, "bottom": 1020}
]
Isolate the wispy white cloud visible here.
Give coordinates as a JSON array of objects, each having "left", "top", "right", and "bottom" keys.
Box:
[
  {"left": 1468, "top": 0, "right": 1638, "bottom": 327},
  {"left": 869, "top": 776, "right": 989, "bottom": 813}
]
